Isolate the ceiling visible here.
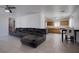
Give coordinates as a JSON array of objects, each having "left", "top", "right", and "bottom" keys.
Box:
[{"left": 0, "top": 5, "right": 78, "bottom": 18}]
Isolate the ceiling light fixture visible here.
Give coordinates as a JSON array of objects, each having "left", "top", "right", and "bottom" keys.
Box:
[{"left": 5, "top": 9, "right": 10, "bottom": 13}]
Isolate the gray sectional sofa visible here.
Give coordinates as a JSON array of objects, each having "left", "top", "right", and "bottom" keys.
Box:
[{"left": 9, "top": 28, "right": 47, "bottom": 48}]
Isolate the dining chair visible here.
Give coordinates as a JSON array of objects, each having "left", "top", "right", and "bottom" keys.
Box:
[{"left": 65, "top": 28, "right": 75, "bottom": 42}]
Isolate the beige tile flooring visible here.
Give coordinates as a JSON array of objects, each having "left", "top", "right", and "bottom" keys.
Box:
[{"left": 0, "top": 34, "right": 79, "bottom": 53}]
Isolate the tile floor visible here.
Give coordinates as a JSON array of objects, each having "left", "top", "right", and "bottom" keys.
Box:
[{"left": 0, "top": 34, "right": 79, "bottom": 53}]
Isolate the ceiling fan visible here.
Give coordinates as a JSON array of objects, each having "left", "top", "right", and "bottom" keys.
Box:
[{"left": 0, "top": 5, "right": 16, "bottom": 13}]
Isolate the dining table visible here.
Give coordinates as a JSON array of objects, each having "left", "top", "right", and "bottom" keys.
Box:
[{"left": 61, "top": 28, "right": 79, "bottom": 42}]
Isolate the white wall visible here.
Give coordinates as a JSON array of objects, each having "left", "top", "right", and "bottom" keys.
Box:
[
  {"left": 69, "top": 7, "right": 79, "bottom": 29},
  {"left": 40, "top": 10, "right": 46, "bottom": 28},
  {"left": 0, "top": 12, "right": 45, "bottom": 36},
  {"left": 15, "top": 13, "right": 43, "bottom": 28},
  {"left": 0, "top": 10, "right": 46, "bottom": 36},
  {"left": 0, "top": 14, "right": 9, "bottom": 36}
]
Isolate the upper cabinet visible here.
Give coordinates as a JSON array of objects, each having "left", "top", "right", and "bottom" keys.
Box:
[{"left": 60, "top": 18, "right": 69, "bottom": 27}]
